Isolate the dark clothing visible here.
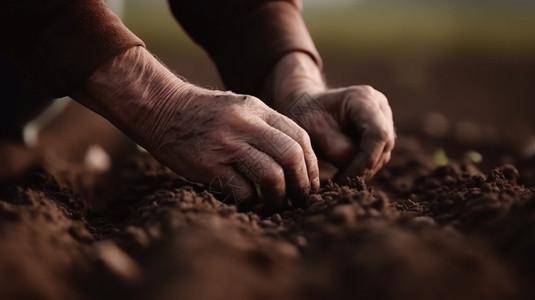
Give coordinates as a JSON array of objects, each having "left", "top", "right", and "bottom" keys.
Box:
[
  {"left": 0, "top": 0, "right": 320, "bottom": 100},
  {"left": 0, "top": 0, "right": 144, "bottom": 100},
  {"left": 0, "top": 0, "right": 145, "bottom": 137},
  {"left": 169, "top": 0, "right": 321, "bottom": 95}
]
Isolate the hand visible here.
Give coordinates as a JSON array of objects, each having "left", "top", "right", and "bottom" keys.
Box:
[
  {"left": 150, "top": 88, "right": 320, "bottom": 211},
  {"left": 72, "top": 47, "right": 319, "bottom": 211},
  {"left": 263, "top": 52, "right": 395, "bottom": 182},
  {"left": 284, "top": 86, "right": 395, "bottom": 181}
]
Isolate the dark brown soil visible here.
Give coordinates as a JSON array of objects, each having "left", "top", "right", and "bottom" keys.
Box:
[{"left": 1, "top": 57, "right": 535, "bottom": 300}]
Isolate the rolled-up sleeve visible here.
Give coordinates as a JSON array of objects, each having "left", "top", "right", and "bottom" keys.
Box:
[
  {"left": 169, "top": 0, "right": 322, "bottom": 95},
  {"left": 0, "top": 0, "right": 145, "bottom": 99}
]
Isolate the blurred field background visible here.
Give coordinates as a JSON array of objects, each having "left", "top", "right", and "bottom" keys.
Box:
[{"left": 118, "top": 0, "right": 535, "bottom": 143}]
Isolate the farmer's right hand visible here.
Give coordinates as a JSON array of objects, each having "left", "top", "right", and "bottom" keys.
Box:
[{"left": 72, "top": 46, "right": 319, "bottom": 211}]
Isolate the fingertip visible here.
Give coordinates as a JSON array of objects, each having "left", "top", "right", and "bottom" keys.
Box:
[
  {"left": 312, "top": 176, "right": 320, "bottom": 192},
  {"left": 306, "top": 158, "right": 320, "bottom": 192}
]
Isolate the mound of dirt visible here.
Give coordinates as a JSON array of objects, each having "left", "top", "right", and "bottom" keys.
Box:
[{"left": 2, "top": 131, "right": 534, "bottom": 300}]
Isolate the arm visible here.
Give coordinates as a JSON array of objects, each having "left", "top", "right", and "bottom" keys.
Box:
[
  {"left": 72, "top": 46, "right": 319, "bottom": 211},
  {"left": 0, "top": 0, "right": 143, "bottom": 138},
  {"left": 262, "top": 52, "right": 395, "bottom": 181},
  {"left": 0, "top": 0, "right": 144, "bottom": 99},
  {"left": 168, "top": 0, "right": 321, "bottom": 96},
  {"left": 1, "top": 0, "right": 319, "bottom": 210},
  {"left": 170, "top": 0, "right": 395, "bottom": 180}
]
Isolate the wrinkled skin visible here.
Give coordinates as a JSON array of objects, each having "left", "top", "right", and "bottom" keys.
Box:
[
  {"left": 73, "top": 47, "right": 394, "bottom": 211},
  {"left": 263, "top": 52, "right": 396, "bottom": 182},
  {"left": 289, "top": 86, "right": 395, "bottom": 181},
  {"left": 73, "top": 47, "right": 319, "bottom": 211},
  {"left": 150, "top": 88, "right": 320, "bottom": 210}
]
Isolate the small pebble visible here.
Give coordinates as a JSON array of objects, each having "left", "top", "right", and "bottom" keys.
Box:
[
  {"left": 218, "top": 206, "right": 237, "bottom": 217},
  {"left": 260, "top": 219, "right": 276, "bottom": 228},
  {"left": 96, "top": 241, "right": 141, "bottom": 283},
  {"left": 125, "top": 226, "right": 150, "bottom": 247},
  {"left": 270, "top": 213, "right": 282, "bottom": 225},
  {"left": 295, "top": 235, "right": 307, "bottom": 247},
  {"left": 235, "top": 213, "right": 250, "bottom": 223},
  {"left": 499, "top": 164, "right": 519, "bottom": 182},
  {"left": 329, "top": 205, "right": 355, "bottom": 225}
]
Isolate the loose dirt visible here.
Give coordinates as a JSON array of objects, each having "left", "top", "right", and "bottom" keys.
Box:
[
  {"left": 1, "top": 57, "right": 535, "bottom": 300},
  {"left": 2, "top": 127, "right": 535, "bottom": 300}
]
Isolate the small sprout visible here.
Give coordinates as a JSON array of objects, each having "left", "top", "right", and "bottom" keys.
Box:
[
  {"left": 433, "top": 148, "right": 449, "bottom": 166},
  {"left": 464, "top": 151, "right": 483, "bottom": 164}
]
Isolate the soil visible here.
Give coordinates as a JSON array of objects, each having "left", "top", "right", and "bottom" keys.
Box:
[{"left": 1, "top": 57, "right": 535, "bottom": 300}]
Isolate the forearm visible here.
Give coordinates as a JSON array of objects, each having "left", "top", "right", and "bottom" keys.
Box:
[
  {"left": 0, "top": 0, "right": 144, "bottom": 99},
  {"left": 169, "top": 0, "right": 322, "bottom": 96},
  {"left": 72, "top": 47, "right": 321, "bottom": 207},
  {"left": 71, "top": 46, "right": 191, "bottom": 150},
  {"left": 261, "top": 51, "right": 326, "bottom": 112}
]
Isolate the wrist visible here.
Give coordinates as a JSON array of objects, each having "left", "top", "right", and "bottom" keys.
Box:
[
  {"left": 71, "top": 46, "right": 192, "bottom": 150},
  {"left": 261, "top": 51, "right": 326, "bottom": 112}
]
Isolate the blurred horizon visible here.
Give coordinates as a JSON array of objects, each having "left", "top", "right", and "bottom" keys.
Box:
[
  {"left": 119, "top": 0, "right": 535, "bottom": 60},
  {"left": 305, "top": 0, "right": 535, "bottom": 8},
  {"left": 110, "top": 0, "right": 535, "bottom": 136}
]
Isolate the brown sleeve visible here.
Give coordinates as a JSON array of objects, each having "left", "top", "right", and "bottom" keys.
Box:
[
  {"left": 0, "top": 0, "right": 145, "bottom": 99},
  {"left": 169, "top": 0, "right": 322, "bottom": 95}
]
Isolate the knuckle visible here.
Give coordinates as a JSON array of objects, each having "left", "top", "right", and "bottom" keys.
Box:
[
  {"left": 369, "top": 119, "right": 394, "bottom": 141},
  {"left": 366, "top": 122, "right": 389, "bottom": 140},
  {"left": 358, "top": 84, "right": 376, "bottom": 94},
  {"left": 283, "top": 142, "right": 305, "bottom": 165},
  {"left": 242, "top": 94, "right": 259, "bottom": 102},
  {"left": 281, "top": 117, "right": 310, "bottom": 145},
  {"left": 242, "top": 95, "right": 265, "bottom": 109},
  {"left": 346, "top": 84, "right": 376, "bottom": 98},
  {"left": 350, "top": 85, "right": 389, "bottom": 104},
  {"left": 225, "top": 102, "right": 244, "bottom": 116},
  {"left": 375, "top": 127, "right": 390, "bottom": 141},
  {"left": 295, "top": 126, "right": 311, "bottom": 144}
]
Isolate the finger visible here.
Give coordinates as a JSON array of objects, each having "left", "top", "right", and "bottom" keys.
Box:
[
  {"left": 266, "top": 114, "right": 320, "bottom": 193},
  {"left": 334, "top": 127, "right": 394, "bottom": 183},
  {"left": 374, "top": 150, "right": 392, "bottom": 174},
  {"left": 361, "top": 85, "right": 393, "bottom": 122},
  {"left": 335, "top": 127, "right": 388, "bottom": 183},
  {"left": 366, "top": 146, "right": 392, "bottom": 178},
  {"left": 369, "top": 128, "right": 395, "bottom": 175},
  {"left": 247, "top": 117, "right": 314, "bottom": 201},
  {"left": 234, "top": 145, "right": 286, "bottom": 212},
  {"left": 309, "top": 119, "right": 357, "bottom": 168},
  {"left": 206, "top": 166, "right": 257, "bottom": 208}
]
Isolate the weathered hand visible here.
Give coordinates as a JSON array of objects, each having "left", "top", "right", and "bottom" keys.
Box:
[
  {"left": 72, "top": 47, "right": 319, "bottom": 211},
  {"left": 284, "top": 86, "right": 395, "bottom": 181},
  {"left": 150, "top": 88, "right": 320, "bottom": 210},
  {"left": 263, "top": 52, "right": 395, "bottom": 181}
]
